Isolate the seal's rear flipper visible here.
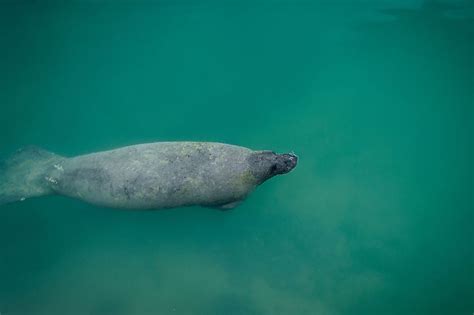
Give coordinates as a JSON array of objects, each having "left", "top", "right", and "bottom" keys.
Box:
[{"left": 0, "top": 146, "right": 64, "bottom": 206}]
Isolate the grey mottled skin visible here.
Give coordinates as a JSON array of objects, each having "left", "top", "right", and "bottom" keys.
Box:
[{"left": 15, "top": 142, "right": 297, "bottom": 210}]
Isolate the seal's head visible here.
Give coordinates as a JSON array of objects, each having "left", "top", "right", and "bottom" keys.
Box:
[{"left": 248, "top": 150, "right": 298, "bottom": 184}]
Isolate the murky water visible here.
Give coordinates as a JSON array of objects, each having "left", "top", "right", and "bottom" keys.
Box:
[{"left": 0, "top": 1, "right": 472, "bottom": 314}]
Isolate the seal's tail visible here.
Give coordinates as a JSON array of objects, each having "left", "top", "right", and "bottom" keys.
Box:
[{"left": 0, "top": 146, "right": 64, "bottom": 206}]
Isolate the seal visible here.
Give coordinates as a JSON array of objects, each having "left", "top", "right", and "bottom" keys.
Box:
[{"left": 0, "top": 142, "right": 298, "bottom": 210}]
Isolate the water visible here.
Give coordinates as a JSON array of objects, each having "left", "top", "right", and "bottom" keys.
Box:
[{"left": 0, "top": 1, "right": 472, "bottom": 314}]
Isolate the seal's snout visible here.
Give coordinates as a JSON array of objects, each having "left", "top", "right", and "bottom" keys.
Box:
[
  {"left": 268, "top": 152, "right": 298, "bottom": 176},
  {"left": 277, "top": 152, "right": 298, "bottom": 174},
  {"left": 248, "top": 150, "right": 298, "bottom": 183},
  {"left": 286, "top": 152, "right": 298, "bottom": 171}
]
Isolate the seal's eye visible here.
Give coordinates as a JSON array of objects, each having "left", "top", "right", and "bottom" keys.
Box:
[{"left": 270, "top": 164, "right": 278, "bottom": 173}]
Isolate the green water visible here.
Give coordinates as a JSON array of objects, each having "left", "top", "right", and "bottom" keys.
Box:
[{"left": 0, "top": 1, "right": 472, "bottom": 314}]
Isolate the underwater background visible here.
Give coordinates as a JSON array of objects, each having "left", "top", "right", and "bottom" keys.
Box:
[{"left": 0, "top": 0, "right": 472, "bottom": 314}]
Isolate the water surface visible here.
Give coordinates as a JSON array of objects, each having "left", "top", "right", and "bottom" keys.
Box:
[{"left": 0, "top": 1, "right": 472, "bottom": 314}]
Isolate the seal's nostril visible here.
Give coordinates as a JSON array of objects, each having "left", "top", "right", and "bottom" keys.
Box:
[{"left": 287, "top": 152, "right": 298, "bottom": 162}]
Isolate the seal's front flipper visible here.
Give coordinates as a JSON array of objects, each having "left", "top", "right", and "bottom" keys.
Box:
[
  {"left": 0, "top": 146, "right": 64, "bottom": 206},
  {"left": 212, "top": 200, "right": 242, "bottom": 211}
]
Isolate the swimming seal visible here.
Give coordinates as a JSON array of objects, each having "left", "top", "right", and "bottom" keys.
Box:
[{"left": 0, "top": 142, "right": 298, "bottom": 210}]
